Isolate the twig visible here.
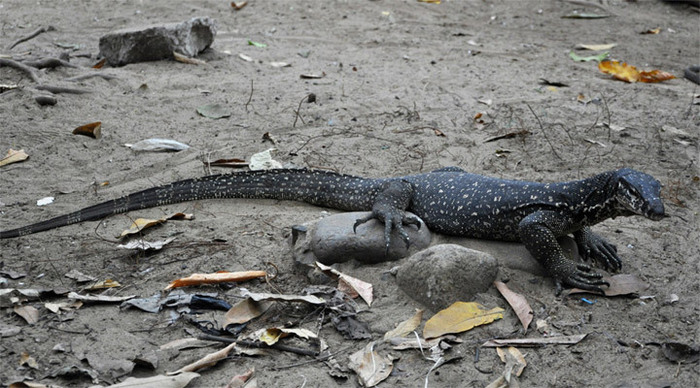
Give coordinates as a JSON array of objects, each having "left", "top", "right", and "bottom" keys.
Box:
[
  {"left": 292, "top": 94, "right": 313, "bottom": 128},
  {"left": 0, "top": 58, "right": 40, "bottom": 83},
  {"left": 526, "top": 103, "right": 562, "bottom": 161},
  {"left": 24, "top": 58, "right": 78, "bottom": 69},
  {"left": 34, "top": 85, "right": 91, "bottom": 94},
  {"left": 198, "top": 335, "right": 319, "bottom": 357},
  {"left": 65, "top": 73, "right": 118, "bottom": 82},
  {"left": 7, "top": 25, "right": 56, "bottom": 50},
  {"left": 269, "top": 346, "right": 353, "bottom": 370},
  {"left": 245, "top": 79, "right": 254, "bottom": 112}
]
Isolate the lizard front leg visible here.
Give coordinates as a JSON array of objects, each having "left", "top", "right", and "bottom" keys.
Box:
[
  {"left": 518, "top": 211, "right": 609, "bottom": 294},
  {"left": 353, "top": 179, "right": 421, "bottom": 253},
  {"left": 574, "top": 227, "right": 621, "bottom": 271}
]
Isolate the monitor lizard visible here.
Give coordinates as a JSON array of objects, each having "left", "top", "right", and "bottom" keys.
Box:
[{"left": 0, "top": 167, "right": 665, "bottom": 293}]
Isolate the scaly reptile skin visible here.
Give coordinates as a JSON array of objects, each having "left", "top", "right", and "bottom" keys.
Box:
[{"left": 0, "top": 167, "right": 665, "bottom": 292}]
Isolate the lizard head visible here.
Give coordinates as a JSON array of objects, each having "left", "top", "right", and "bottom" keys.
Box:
[{"left": 614, "top": 168, "right": 665, "bottom": 221}]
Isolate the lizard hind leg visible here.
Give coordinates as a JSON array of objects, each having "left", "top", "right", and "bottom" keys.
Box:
[{"left": 352, "top": 179, "right": 419, "bottom": 254}]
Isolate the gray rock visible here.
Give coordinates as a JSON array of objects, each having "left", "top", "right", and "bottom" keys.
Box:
[
  {"left": 99, "top": 17, "right": 216, "bottom": 66},
  {"left": 395, "top": 244, "right": 498, "bottom": 311},
  {"left": 291, "top": 211, "right": 432, "bottom": 272}
]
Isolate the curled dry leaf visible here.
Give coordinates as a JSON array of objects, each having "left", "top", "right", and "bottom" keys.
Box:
[
  {"left": 481, "top": 334, "right": 587, "bottom": 347},
  {"left": 173, "top": 51, "right": 207, "bottom": 65},
  {"left": 168, "top": 343, "right": 237, "bottom": 375},
  {"left": 13, "top": 306, "right": 40, "bottom": 325},
  {"left": 575, "top": 43, "right": 617, "bottom": 51},
  {"left": 125, "top": 138, "right": 190, "bottom": 152},
  {"left": 494, "top": 281, "right": 533, "bottom": 332},
  {"left": 67, "top": 292, "right": 135, "bottom": 303},
  {"left": 0, "top": 148, "right": 29, "bottom": 167},
  {"left": 83, "top": 279, "right": 121, "bottom": 291},
  {"left": 348, "top": 341, "right": 395, "bottom": 387},
  {"left": 269, "top": 61, "right": 291, "bottom": 68},
  {"left": 100, "top": 372, "right": 201, "bottom": 388},
  {"left": 231, "top": 1, "right": 248, "bottom": 11},
  {"left": 165, "top": 270, "right": 267, "bottom": 291},
  {"left": 221, "top": 298, "right": 271, "bottom": 328},
  {"left": 598, "top": 60, "right": 676, "bottom": 83},
  {"left": 119, "top": 212, "right": 194, "bottom": 238},
  {"left": 254, "top": 327, "right": 317, "bottom": 346},
  {"left": 238, "top": 53, "right": 254, "bottom": 62},
  {"left": 249, "top": 148, "right": 282, "bottom": 170},
  {"left": 315, "top": 262, "right": 373, "bottom": 306},
  {"left": 72, "top": 121, "right": 102, "bottom": 139},
  {"left": 207, "top": 158, "right": 248, "bottom": 168},
  {"left": 20, "top": 352, "right": 39, "bottom": 369},
  {"left": 496, "top": 346, "right": 527, "bottom": 377},
  {"left": 117, "top": 237, "right": 176, "bottom": 251},
  {"left": 226, "top": 368, "right": 254, "bottom": 388},
  {"left": 423, "top": 302, "right": 503, "bottom": 339},
  {"left": 241, "top": 290, "right": 325, "bottom": 305},
  {"left": 383, "top": 309, "right": 423, "bottom": 341}
]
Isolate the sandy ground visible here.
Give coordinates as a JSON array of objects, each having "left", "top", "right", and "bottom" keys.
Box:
[{"left": 1, "top": 0, "right": 698, "bottom": 387}]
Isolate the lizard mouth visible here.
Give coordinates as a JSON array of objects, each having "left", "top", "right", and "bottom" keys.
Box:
[{"left": 644, "top": 201, "right": 665, "bottom": 221}]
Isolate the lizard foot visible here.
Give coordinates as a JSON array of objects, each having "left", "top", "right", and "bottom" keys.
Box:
[
  {"left": 576, "top": 233, "right": 621, "bottom": 271},
  {"left": 553, "top": 260, "right": 610, "bottom": 295},
  {"left": 354, "top": 211, "right": 421, "bottom": 254}
]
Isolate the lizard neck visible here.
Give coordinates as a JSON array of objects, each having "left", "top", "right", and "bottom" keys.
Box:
[{"left": 572, "top": 170, "right": 630, "bottom": 226}]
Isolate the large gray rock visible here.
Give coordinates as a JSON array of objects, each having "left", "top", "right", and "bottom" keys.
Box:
[
  {"left": 395, "top": 244, "right": 498, "bottom": 311},
  {"left": 291, "top": 211, "right": 432, "bottom": 272},
  {"left": 99, "top": 17, "right": 216, "bottom": 66}
]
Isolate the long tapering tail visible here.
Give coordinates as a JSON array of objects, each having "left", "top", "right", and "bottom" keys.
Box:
[{"left": 1, "top": 169, "right": 385, "bottom": 238}]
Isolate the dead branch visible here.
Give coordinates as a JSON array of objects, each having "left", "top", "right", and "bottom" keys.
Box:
[
  {"left": 24, "top": 58, "right": 78, "bottom": 69},
  {"left": 526, "top": 103, "right": 563, "bottom": 161},
  {"left": 34, "top": 84, "right": 91, "bottom": 94},
  {"left": 0, "top": 58, "right": 40, "bottom": 83},
  {"left": 65, "top": 73, "right": 118, "bottom": 82},
  {"left": 7, "top": 25, "right": 56, "bottom": 50}
]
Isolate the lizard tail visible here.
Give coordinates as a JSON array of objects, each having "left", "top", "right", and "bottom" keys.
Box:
[{"left": 1, "top": 169, "right": 383, "bottom": 239}]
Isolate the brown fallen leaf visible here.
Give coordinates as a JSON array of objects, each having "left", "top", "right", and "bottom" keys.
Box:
[
  {"left": 72, "top": 121, "right": 102, "bottom": 139},
  {"left": 348, "top": 341, "right": 395, "bottom": 387},
  {"left": 253, "top": 327, "right": 317, "bottom": 346},
  {"left": 221, "top": 298, "right": 271, "bottom": 328},
  {"left": 641, "top": 27, "right": 661, "bottom": 35},
  {"left": 568, "top": 274, "right": 649, "bottom": 296},
  {"left": 20, "top": 352, "right": 39, "bottom": 369},
  {"left": 481, "top": 334, "right": 587, "bottom": 347},
  {"left": 226, "top": 368, "right": 254, "bottom": 388},
  {"left": 119, "top": 212, "right": 194, "bottom": 238},
  {"left": 173, "top": 51, "right": 207, "bottom": 65},
  {"left": 598, "top": 60, "right": 675, "bottom": 83},
  {"left": 423, "top": 302, "right": 504, "bottom": 339},
  {"left": 494, "top": 281, "right": 533, "bottom": 332},
  {"left": 92, "top": 58, "right": 106, "bottom": 69},
  {"left": 207, "top": 158, "right": 248, "bottom": 168},
  {"left": 83, "top": 279, "right": 121, "bottom": 291},
  {"left": 231, "top": 1, "right": 248, "bottom": 11},
  {"left": 0, "top": 148, "right": 29, "bottom": 167},
  {"left": 383, "top": 309, "right": 423, "bottom": 341},
  {"left": 168, "top": 343, "right": 238, "bottom": 375},
  {"left": 13, "top": 306, "right": 40, "bottom": 325},
  {"left": 316, "top": 262, "right": 373, "bottom": 306},
  {"left": 165, "top": 270, "right": 267, "bottom": 291}
]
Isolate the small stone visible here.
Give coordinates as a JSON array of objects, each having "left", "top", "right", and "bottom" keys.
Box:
[
  {"left": 99, "top": 17, "right": 216, "bottom": 66},
  {"left": 396, "top": 244, "right": 498, "bottom": 311},
  {"left": 35, "top": 94, "right": 57, "bottom": 106}
]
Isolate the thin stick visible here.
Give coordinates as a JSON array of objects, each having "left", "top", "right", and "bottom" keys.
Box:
[
  {"left": 7, "top": 25, "right": 56, "bottom": 50},
  {"left": 34, "top": 85, "right": 91, "bottom": 94},
  {"left": 65, "top": 73, "right": 117, "bottom": 82},
  {"left": 245, "top": 79, "right": 254, "bottom": 112},
  {"left": 198, "top": 335, "right": 319, "bottom": 357},
  {"left": 526, "top": 103, "right": 562, "bottom": 161},
  {"left": 0, "top": 58, "right": 40, "bottom": 83},
  {"left": 292, "top": 94, "right": 311, "bottom": 128},
  {"left": 24, "top": 58, "right": 78, "bottom": 69}
]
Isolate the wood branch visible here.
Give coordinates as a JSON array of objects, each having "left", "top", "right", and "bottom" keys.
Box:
[{"left": 7, "top": 25, "right": 56, "bottom": 50}]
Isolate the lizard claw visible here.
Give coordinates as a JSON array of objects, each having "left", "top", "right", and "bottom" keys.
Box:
[
  {"left": 576, "top": 230, "right": 622, "bottom": 271},
  {"left": 553, "top": 260, "right": 609, "bottom": 295},
  {"left": 354, "top": 210, "right": 421, "bottom": 256}
]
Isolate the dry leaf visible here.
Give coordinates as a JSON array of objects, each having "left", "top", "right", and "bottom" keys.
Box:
[
  {"left": 641, "top": 27, "right": 661, "bottom": 35},
  {"left": 13, "top": 306, "right": 40, "bottom": 325},
  {"left": 481, "top": 334, "right": 587, "bottom": 347},
  {"left": 65, "top": 269, "right": 97, "bottom": 283},
  {"left": 168, "top": 343, "right": 238, "bottom": 375},
  {"left": 383, "top": 309, "right": 423, "bottom": 341},
  {"left": 494, "top": 281, "right": 533, "bottom": 332},
  {"left": 120, "top": 213, "right": 194, "bottom": 238},
  {"left": 159, "top": 338, "right": 219, "bottom": 351},
  {"left": 348, "top": 341, "right": 395, "bottom": 387},
  {"left": 72, "top": 122, "right": 102, "bottom": 139},
  {"left": 269, "top": 62, "right": 291, "bottom": 68},
  {"left": 423, "top": 302, "right": 504, "bottom": 339},
  {"left": 125, "top": 138, "right": 190, "bottom": 152},
  {"left": 207, "top": 158, "right": 248, "bottom": 168},
  {"left": 569, "top": 274, "right": 649, "bottom": 296},
  {"left": 226, "top": 368, "right": 254, "bottom": 388},
  {"left": 598, "top": 60, "right": 675, "bottom": 83},
  {"left": 97, "top": 372, "right": 200, "bottom": 388},
  {"left": 315, "top": 262, "right": 373, "bottom": 306},
  {"left": 241, "top": 290, "right": 325, "bottom": 305},
  {"left": 117, "top": 237, "right": 176, "bottom": 251},
  {"left": 20, "top": 352, "right": 39, "bottom": 369},
  {"left": 165, "top": 270, "right": 267, "bottom": 291},
  {"left": 497, "top": 346, "right": 527, "bottom": 377},
  {"left": 575, "top": 43, "right": 617, "bottom": 51},
  {"left": 238, "top": 53, "right": 254, "bottom": 62},
  {"left": 299, "top": 73, "right": 325, "bottom": 79},
  {"left": 221, "top": 298, "right": 271, "bottom": 328},
  {"left": 44, "top": 300, "right": 82, "bottom": 314},
  {"left": 249, "top": 148, "right": 282, "bottom": 170},
  {"left": 93, "top": 58, "right": 106, "bottom": 68},
  {"left": 231, "top": 1, "right": 248, "bottom": 11},
  {"left": 389, "top": 335, "right": 461, "bottom": 351},
  {"left": 67, "top": 292, "right": 135, "bottom": 303},
  {"left": 254, "top": 327, "right": 317, "bottom": 346},
  {"left": 173, "top": 51, "right": 206, "bottom": 65},
  {"left": 0, "top": 148, "right": 29, "bottom": 167}
]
